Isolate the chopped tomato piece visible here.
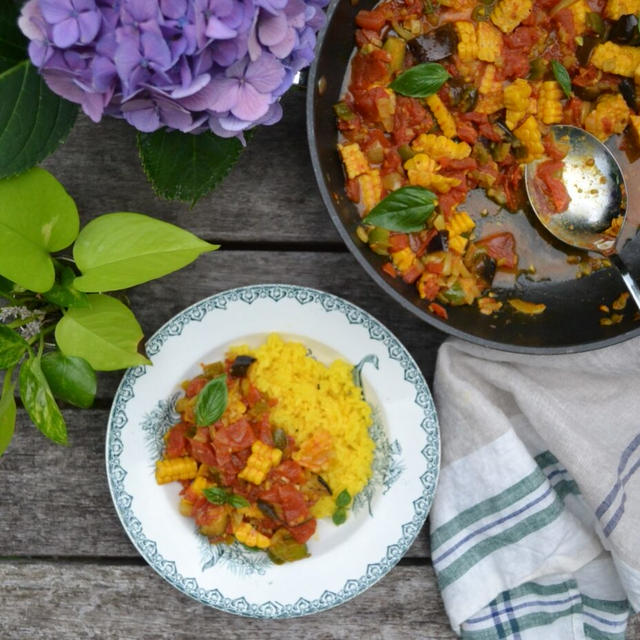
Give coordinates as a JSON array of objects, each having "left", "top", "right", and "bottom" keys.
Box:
[
  {"left": 188, "top": 440, "right": 217, "bottom": 466},
  {"left": 213, "top": 418, "right": 256, "bottom": 453},
  {"left": 355, "top": 9, "right": 386, "bottom": 32},
  {"left": 428, "top": 302, "right": 449, "bottom": 319},
  {"left": 389, "top": 233, "right": 409, "bottom": 251},
  {"left": 535, "top": 159, "right": 570, "bottom": 213},
  {"left": 382, "top": 262, "right": 397, "bottom": 278},
  {"left": 185, "top": 376, "right": 208, "bottom": 398},
  {"left": 166, "top": 422, "right": 190, "bottom": 458},
  {"left": 477, "top": 232, "right": 518, "bottom": 270},
  {"left": 288, "top": 519, "right": 317, "bottom": 544}
]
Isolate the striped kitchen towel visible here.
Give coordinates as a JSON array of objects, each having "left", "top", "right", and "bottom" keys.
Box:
[{"left": 431, "top": 337, "right": 640, "bottom": 639}]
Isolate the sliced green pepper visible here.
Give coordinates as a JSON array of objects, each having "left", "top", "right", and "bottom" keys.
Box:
[
  {"left": 438, "top": 281, "right": 467, "bottom": 306},
  {"left": 334, "top": 102, "right": 355, "bottom": 121},
  {"left": 368, "top": 227, "right": 391, "bottom": 255}
]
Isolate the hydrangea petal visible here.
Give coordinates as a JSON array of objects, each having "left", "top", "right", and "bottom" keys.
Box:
[
  {"left": 245, "top": 53, "right": 284, "bottom": 93},
  {"left": 175, "top": 80, "right": 218, "bottom": 110},
  {"left": 205, "top": 17, "right": 238, "bottom": 39},
  {"left": 171, "top": 73, "right": 211, "bottom": 99},
  {"left": 18, "top": 0, "right": 46, "bottom": 40},
  {"left": 258, "top": 13, "right": 287, "bottom": 46},
  {"left": 231, "top": 81, "right": 270, "bottom": 121},
  {"left": 269, "top": 28, "right": 296, "bottom": 58},
  {"left": 40, "top": 0, "right": 72, "bottom": 24},
  {"left": 124, "top": 105, "right": 162, "bottom": 132},
  {"left": 208, "top": 77, "right": 241, "bottom": 112},
  {"left": 52, "top": 17, "right": 80, "bottom": 48},
  {"left": 77, "top": 10, "right": 101, "bottom": 43},
  {"left": 73, "top": 0, "right": 98, "bottom": 12}
]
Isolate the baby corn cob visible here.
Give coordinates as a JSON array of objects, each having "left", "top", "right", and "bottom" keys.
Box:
[
  {"left": 479, "top": 65, "right": 501, "bottom": 95},
  {"left": 591, "top": 42, "right": 640, "bottom": 78},
  {"left": 425, "top": 94, "right": 457, "bottom": 139},
  {"left": 238, "top": 440, "right": 283, "bottom": 485},
  {"left": 537, "top": 81, "right": 564, "bottom": 125},
  {"left": 155, "top": 457, "right": 198, "bottom": 485},
  {"left": 455, "top": 22, "right": 478, "bottom": 61},
  {"left": 491, "top": 0, "right": 532, "bottom": 33},
  {"left": 477, "top": 22, "right": 503, "bottom": 63},
  {"left": 412, "top": 133, "right": 471, "bottom": 159},
  {"left": 234, "top": 522, "right": 271, "bottom": 549},
  {"left": 338, "top": 142, "right": 369, "bottom": 179},
  {"left": 604, "top": 0, "right": 640, "bottom": 20},
  {"left": 446, "top": 211, "right": 475, "bottom": 236},
  {"left": 448, "top": 234, "right": 469, "bottom": 254},
  {"left": 391, "top": 247, "right": 417, "bottom": 272},
  {"left": 504, "top": 79, "right": 532, "bottom": 130},
  {"left": 584, "top": 94, "right": 630, "bottom": 140},
  {"left": 404, "top": 154, "right": 461, "bottom": 193},
  {"left": 569, "top": 0, "right": 589, "bottom": 35},
  {"left": 358, "top": 170, "right": 383, "bottom": 212},
  {"left": 513, "top": 116, "right": 544, "bottom": 161}
]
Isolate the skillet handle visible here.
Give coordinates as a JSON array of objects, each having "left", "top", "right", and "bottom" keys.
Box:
[{"left": 610, "top": 253, "right": 640, "bottom": 310}]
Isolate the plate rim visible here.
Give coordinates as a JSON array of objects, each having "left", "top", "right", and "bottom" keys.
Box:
[{"left": 105, "top": 283, "right": 440, "bottom": 618}]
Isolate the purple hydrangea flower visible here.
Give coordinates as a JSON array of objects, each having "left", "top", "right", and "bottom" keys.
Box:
[{"left": 19, "top": 0, "right": 328, "bottom": 138}]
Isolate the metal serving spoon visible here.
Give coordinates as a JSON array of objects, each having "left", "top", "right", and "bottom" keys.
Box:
[{"left": 524, "top": 124, "right": 640, "bottom": 309}]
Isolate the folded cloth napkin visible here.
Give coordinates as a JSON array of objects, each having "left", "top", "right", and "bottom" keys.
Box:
[{"left": 431, "top": 337, "right": 640, "bottom": 639}]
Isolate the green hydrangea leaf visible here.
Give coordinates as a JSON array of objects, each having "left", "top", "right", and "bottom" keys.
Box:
[
  {"left": 0, "top": 371, "right": 16, "bottom": 456},
  {"left": 0, "top": 324, "right": 28, "bottom": 368},
  {"left": 19, "top": 356, "right": 68, "bottom": 446},
  {"left": 0, "top": 61, "right": 78, "bottom": 179},
  {"left": 0, "top": 168, "right": 79, "bottom": 291},
  {"left": 41, "top": 351, "right": 96, "bottom": 409},
  {"left": 72, "top": 212, "right": 218, "bottom": 292},
  {"left": 55, "top": 294, "right": 151, "bottom": 371},
  {"left": 0, "top": 3, "right": 27, "bottom": 74},
  {"left": 137, "top": 129, "right": 244, "bottom": 205}
]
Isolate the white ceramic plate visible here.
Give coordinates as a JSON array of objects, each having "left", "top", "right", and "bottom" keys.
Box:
[{"left": 106, "top": 284, "right": 440, "bottom": 618}]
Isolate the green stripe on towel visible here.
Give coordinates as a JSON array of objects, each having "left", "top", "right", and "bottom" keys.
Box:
[
  {"left": 584, "top": 624, "right": 627, "bottom": 640},
  {"left": 437, "top": 495, "right": 564, "bottom": 590},
  {"left": 582, "top": 596, "right": 629, "bottom": 615},
  {"left": 461, "top": 605, "right": 583, "bottom": 639},
  {"left": 431, "top": 468, "right": 547, "bottom": 551}
]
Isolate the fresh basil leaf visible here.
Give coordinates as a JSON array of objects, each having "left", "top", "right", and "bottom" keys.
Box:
[
  {"left": 363, "top": 186, "right": 437, "bottom": 232},
  {"left": 0, "top": 3, "right": 27, "bottom": 74},
  {"left": 195, "top": 375, "right": 228, "bottom": 426},
  {"left": 227, "top": 494, "right": 250, "bottom": 509},
  {"left": 0, "top": 324, "right": 28, "bottom": 368},
  {"left": 551, "top": 60, "right": 572, "bottom": 98},
  {"left": 19, "top": 355, "right": 68, "bottom": 445},
  {"left": 72, "top": 213, "right": 218, "bottom": 292},
  {"left": 0, "top": 61, "right": 78, "bottom": 179},
  {"left": 0, "top": 168, "right": 79, "bottom": 292},
  {"left": 41, "top": 351, "right": 96, "bottom": 409},
  {"left": 43, "top": 265, "right": 89, "bottom": 309},
  {"left": 203, "top": 487, "right": 229, "bottom": 505},
  {"left": 390, "top": 62, "right": 450, "bottom": 98},
  {"left": 55, "top": 294, "right": 151, "bottom": 371},
  {"left": 137, "top": 129, "right": 244, "bottom": 205},
  {"left": 335, "top": 489, "right": 351, "bottom": 508},
  {"left": 0, "top": 370, "right": 16, "bottom": 456}
]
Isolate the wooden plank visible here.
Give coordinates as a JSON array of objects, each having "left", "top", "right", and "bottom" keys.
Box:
[
  {"left": 1, "top": 559, "right": 637, "bottom": 638},
  {"left": 0, "top": 409, "right": 430, "bottom": 558},
  {"left": 94, "top": 250, "right": 446, "bottom": 398},
  {"left": 41, "top": 93, "right": 342, "bottom": 244},
  {"left": 0, "top": 561, "right": 456, "bottom": 640}
]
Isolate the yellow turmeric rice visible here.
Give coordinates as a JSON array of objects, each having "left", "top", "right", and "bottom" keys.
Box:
[{"left": 230, "top": 334, "right": 374, "bottom": 518}]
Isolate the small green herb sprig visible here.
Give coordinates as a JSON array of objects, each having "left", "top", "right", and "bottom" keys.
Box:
[
  {"left": 332, "top": 489, "right": 352, "bottom": 525},
  {"left": 0, "top": 168, "right": 218, "bottom": 454}
]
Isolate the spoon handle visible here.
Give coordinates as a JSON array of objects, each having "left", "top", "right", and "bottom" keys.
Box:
[{"left": 610, "top": 253, "right": 640, "bottom": 310}]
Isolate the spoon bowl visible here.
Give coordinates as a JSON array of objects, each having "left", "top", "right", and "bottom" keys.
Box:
[{"left": 524, "top": 124, "right": 640, "bottom": 309}]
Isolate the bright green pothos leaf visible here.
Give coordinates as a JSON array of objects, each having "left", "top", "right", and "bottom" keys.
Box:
[
  {"left": 19, "top": 356, "right": 68, "bottom": 445},
  {"left": 389, "top": 63, "right": 450, "bottom": 98},
  {"left": 0, "top": 61, "right": 78, "bottom": 179},
  {"left": 43, "top": 264, "right": 89, "bottom": 309},
  {"left": 0, "top": 168, "right": 79, "bottom": 292},
  {"left": 0, "top": 3, "right": 28, "bottom": 74},
  {"left": 0, "top": 369, "right": 17, "bottom": 456},
  {"left": 0, "top": 324, "right": 28, "bottom": 368},
  {"left": 363, "top": 186, "right": 437, "bottom": 232},
  {"left": 72, "top": 213, "right": 218, "bottom": 292},
  {"left": 195, "top": 375, "right": 228, "bottom": 426},
  {"left": 41, "top": 351, "right": 96, "bottom": 409},
  {"left": 137, "top": 129, "right": 244, "bottom": 205},
  {"left": 55, "top": 294, "right": 151, "bottom": 371},
  {"left": 203, "top": 486, "right": 249, "bottom": 508},
  {"left": 551, "top": 60, "right": 572, "bottom": 98}
]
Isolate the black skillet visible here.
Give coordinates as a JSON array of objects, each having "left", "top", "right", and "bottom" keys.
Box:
[{"left": 306, "top": 0, "right": 640, "bottom": 353}]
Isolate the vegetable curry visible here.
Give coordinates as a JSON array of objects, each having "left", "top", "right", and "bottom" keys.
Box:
[{"left": 336, "top": 0, "right": 640, "bottom": 318}]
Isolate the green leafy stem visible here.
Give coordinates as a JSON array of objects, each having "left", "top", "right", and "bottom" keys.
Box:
[{"left": 0, "top": 168, "right": 218, "bottom": 455}]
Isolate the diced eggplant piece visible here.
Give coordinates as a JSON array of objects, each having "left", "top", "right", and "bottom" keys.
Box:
[
  {"left": 620, "top": 78, "right": 637, "bottom": 112},
  {"left": 427, "top": 230, "right": 449, "bottom": 252},
  {"left": 230, "top": 355, "right": 256, "bottom": 377},
  {"left": 449, "top": 79, "right": 478, "bottom": 112},
  {"left": 408, "top": 24, "right": 458, "bottom": 62},
  {"left": 576, "top": 35, "right": 600, "bottom": 66},
  {"left": 609, "top": 14, "right": 640, "bottom": 45}
]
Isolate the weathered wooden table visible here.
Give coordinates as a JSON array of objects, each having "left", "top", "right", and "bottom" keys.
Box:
[{"left": 1, "top": 92, "right": 638, "bottom": 639}]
